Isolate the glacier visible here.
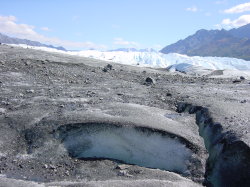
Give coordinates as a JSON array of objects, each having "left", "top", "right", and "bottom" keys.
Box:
[{"left": 8, "top": 44, "right": 250, "bottom": 77}]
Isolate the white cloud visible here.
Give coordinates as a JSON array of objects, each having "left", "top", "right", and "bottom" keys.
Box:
[
  {"left": 218, "top": 14, "right": 250, "bottom": 28},
  {"left": 113, "top": 38, "right": 139, "bottom": 47},
  {"left": 0, "top": 15, "right": 106, "bottom": 50},
  {"left": 186, "top": 6, "right": 198, "bottom": 12},
  {"left": 224, "top": 2, "right": 250, "bottom": 14},
  {"left": 0, "top": 15, "right": 16, "bottom": 21},
  {"left": 0, "top": 15, "right": 37, "bottom": 37},
  {"left": 214, "top": 24, "right": 223, "bottom": 30},
  {"left": 41, "top": 27, "right": 50, "bottom": 31}
]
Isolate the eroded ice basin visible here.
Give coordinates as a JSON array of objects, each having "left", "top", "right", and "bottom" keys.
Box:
[{"left": 58, "top": 123, "right": 194, "bottom": 174}]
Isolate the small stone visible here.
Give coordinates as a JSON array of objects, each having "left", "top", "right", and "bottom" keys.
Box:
[
  {"left": 103, "top": 64, "right": 113, "bottom": 72},
  {"left": 43, "top": 164, "right": 48, "bottom": 169},
  {"left": 1, "top": 101, "right": 10, "bottom": 105},
  {"left": 25, "top": 61, "right": 31, "bottom": 66},
  {"left": 160, "top": 97, "right": 166, "bottom": 101},
  {"left": 166, "top": 93, "right": 172, "bottom": 97},
  {"left": 145, "top": 77, "right": 155, "bottom": 85},
  {"left": 240, "top": 76, "right": 245, "bottom": 80},
  {"left": 65, "top": 171, "right": 70, "bottom": 176},
  {"left": 232, "top": 79, "right": 241, "bottom": 83},
  {"left": 26, "top": 89, "right": 34, "bottom": 93},
  {"left": 106, "top": 64, "right": 113, "bottom": 70},
  {"left": 49, "top": 164, "right": 56, "bottom": 169},
  {"left": 117, "top": 170, "right": 133, "bottom": 177},
  {"left": 240, "top": 100, "right": 247, "bottom": 103},
  {"left": 59, "top": 104, "right": 65, "bottom": 108},
  {"left": 87, "top": 91, "right": 95, "bottom": 97},
  {"left": 0, "top": 108, "right": 6, "bottom": 115},
  {"left": 116, "top": 164, "right": 130, "bottom": 170}
]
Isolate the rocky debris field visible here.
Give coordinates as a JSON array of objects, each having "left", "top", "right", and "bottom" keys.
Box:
[{"left": 0, "top": 45, "right": 249, "bottom": 187}]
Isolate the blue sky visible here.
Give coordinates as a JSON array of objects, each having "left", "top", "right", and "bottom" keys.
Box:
[{"left": 1, "top": 0, "right": 250, "bottom": 50}]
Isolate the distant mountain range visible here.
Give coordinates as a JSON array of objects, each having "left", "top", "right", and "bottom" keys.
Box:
[
  {"left": 0, "top": 33, "right": 66, "bottom": 51},
  {"left": 160, "top": 24, "right": 250, "bottom": 60}
]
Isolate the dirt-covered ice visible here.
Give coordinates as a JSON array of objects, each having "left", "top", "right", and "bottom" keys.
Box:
[{"left": 0, "top": 45, "right": 249, "bottom": 186}]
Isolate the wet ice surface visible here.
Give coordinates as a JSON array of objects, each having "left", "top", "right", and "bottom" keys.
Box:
[{"left": 60, "top": 124, "right": 193, "bottom": 175}]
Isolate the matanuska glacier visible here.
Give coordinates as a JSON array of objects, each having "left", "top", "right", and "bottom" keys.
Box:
[{"left": 9, "top": 44, "right": 250, "bottom": 77}]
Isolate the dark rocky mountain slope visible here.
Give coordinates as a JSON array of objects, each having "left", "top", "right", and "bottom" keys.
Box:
[{"left": 161, "top": 24, "right": 250, "bottom": 60}]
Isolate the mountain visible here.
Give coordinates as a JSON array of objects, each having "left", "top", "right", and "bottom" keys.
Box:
[
  {"left": 160, "top": 24, "right": 250, "bottom": 60},
  {"left": 229, "top": 23, "right": 250, "bottom": 39},
  {"left": 0, "top": 33, "right": 66, "bottom": 51}
]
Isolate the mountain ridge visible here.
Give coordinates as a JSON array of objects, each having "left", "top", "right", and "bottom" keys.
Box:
[
  {"left": 160, "top": 24, "right": 250, "bottom": 60},
  {"left": 0, "top": 33, "right": 66, "bottom": 51}
]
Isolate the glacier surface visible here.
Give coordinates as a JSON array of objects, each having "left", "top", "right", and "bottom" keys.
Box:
[{"left": 8, "top": 44, "right": 250, "bottom": 77}]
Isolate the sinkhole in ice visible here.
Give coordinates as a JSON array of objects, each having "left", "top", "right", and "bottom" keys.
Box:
[{"left": 58, "top": 123, "right": 193, "bottom": 174}]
